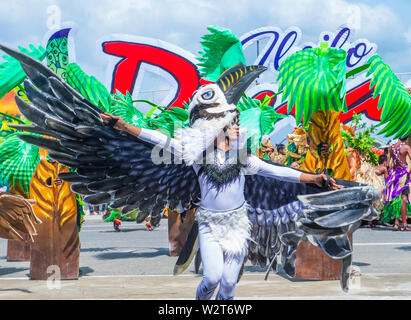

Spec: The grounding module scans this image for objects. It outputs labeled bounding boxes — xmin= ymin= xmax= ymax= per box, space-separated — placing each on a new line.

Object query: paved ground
xmin=1 ymin=273 xmax=411 ymax=300
xmin=1 ymin=215 xmax=411 ymax=299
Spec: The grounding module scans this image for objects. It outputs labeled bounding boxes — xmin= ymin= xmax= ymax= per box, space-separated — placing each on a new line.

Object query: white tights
xmin=196 ymin=222 xmax=245 ymax=300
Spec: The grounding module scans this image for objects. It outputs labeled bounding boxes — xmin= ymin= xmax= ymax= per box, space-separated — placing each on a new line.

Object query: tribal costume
xmin=384 ymin=143 xmax=410 ymax=203
xmin=356 ymin=161 xmax=385 ymax=211
xmin=381 ymin=142 xmax=411 ymax=223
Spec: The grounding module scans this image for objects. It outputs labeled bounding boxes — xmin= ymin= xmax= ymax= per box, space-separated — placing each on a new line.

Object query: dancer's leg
xmin=215 ymin=252 xmax=245 ymax=300
xmin=196 ymin=223 xmax=224 ymax=300
xmin=400 ymin=192 xmax=411 ymax=231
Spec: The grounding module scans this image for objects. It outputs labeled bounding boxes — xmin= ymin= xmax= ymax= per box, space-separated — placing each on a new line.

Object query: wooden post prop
xmin=29 ymin=149 xmax=80 ymax=280
xmin=296 ymin=110 xmax=352 ymax=280
xmin=295 ymin=234 xmax=353 ymax=280
xmin=7 ymin=240 xmax=30 ymax=261
xmin=167 ymin=208 xmax=196 ymax=256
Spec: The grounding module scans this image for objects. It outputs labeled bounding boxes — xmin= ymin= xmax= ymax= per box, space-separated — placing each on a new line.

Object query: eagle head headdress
xmin=188 ymin=63 xmax=266 ymax=126
xmin=179 ymin=63 xmax=266 ymax=163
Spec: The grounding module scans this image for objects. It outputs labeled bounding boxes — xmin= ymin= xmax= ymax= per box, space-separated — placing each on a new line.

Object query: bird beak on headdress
xmin=216 ymin=63 xmax=267 ymax=105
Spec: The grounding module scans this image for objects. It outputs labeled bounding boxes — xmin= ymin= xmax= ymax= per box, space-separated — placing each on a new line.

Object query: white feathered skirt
xmin=196 ymin=202 xmax=252 ymax=259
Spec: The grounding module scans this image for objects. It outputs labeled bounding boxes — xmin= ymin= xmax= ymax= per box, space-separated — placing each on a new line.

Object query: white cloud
xmin=0 ymin=0 xmax=410 ymax=80
xmin=403 ymin=28 xmax=411 ymax=44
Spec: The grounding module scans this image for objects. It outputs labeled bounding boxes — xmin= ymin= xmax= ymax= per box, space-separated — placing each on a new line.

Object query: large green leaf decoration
xmin=0 ymin=132 xmax=40 ymax=194
xmin=277 ymin=43 xmax=347 ymax=126
xmin=147 ymin=103 xmax=189 ymax=137
xmin=366 ymin=54 xmax=411 ymax=139
xmin=65 ymin=63 xmax=112 ymax=112
xmin=0 ymin=44 xmax=46 ymax=99
xmin=197 ymin=25 xmax=246 ymax=82
xmin=110 ymin=90 xmax=149 ymax=128
xmin=238 ymin=95 xmax=287 ymax=154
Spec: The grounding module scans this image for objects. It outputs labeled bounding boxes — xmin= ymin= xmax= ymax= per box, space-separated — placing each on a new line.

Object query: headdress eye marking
xmin=201 ymin=90 xmax=214 ymax=100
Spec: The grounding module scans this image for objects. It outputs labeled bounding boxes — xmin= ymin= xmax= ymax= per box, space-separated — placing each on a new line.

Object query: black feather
xmin=8 ymin=124 xmax=60 ymax=138
xmin=83 ymin=192 xmax=111 ymax=205
xmin=45 ymin=117 xmax=84 ymax=138
xmin=58 ymin=172 xmax=93 ymax=183
xmin=136 ymin=210 xmax=150 ymax=223
xmin=15 ymin=96 xmax=47 ymax=127
xmin=19 ymin=134 xmax=75 ymax=155
xmin=70 ymin=183 xmax=94 ymax=195
xmin=87 ymin=177 xmax=125 ymax=192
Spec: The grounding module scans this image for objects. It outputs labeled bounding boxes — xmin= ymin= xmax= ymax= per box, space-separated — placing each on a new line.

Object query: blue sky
xmin=1 ymin=0 xmax=410 ymax=84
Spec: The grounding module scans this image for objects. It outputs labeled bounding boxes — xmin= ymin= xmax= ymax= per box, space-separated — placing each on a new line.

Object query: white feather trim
xmin=196 ymin=203 xmax=251 ymax=258
xmin=174 ymin=112 xmax=237 ymax=165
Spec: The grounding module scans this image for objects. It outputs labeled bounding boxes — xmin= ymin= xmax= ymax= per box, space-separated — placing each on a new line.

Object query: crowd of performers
xmin=259 ymin=129 xmax=411 ymax=231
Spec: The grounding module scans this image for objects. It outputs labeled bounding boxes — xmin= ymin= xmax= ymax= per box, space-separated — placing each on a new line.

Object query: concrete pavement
xmin=1 ymin=214 xmax=411 ymax=300
xmin=1 ymin=273 xmax=411 ymax=299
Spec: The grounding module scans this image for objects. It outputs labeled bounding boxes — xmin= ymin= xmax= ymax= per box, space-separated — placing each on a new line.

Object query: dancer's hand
xmin=100 ymin=113 xmax=127 ymax=131
xmin=100 ymin=113 xmax=142 ymax=137
xmin=315 ymin=173 xmax=340 ymax=190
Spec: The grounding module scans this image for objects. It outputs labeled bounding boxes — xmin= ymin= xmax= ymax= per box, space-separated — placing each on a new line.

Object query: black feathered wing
xmin=244 ymin=160 xmax=378 ymax=292
xmin=0 ymin=44 xmax=200 ymax=225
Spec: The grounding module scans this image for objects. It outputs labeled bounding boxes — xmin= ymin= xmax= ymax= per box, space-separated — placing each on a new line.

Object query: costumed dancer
xmin=382 ymin=137 xmax=411 ymax=231
xmin=260 ymin=139 xmax=286 ymax=164
xmin=283 ymin=127 xmax=308 ymax=168
xmin=259 ymin=139 xmax=274 ymax=160
xmin=103 ymin=206 xmax=123 ymax=231
xmin=102 ymin=103 xmax=341 ymax=300
xmin=274 ymin=144 xmax=286 ymax=164
xmin=113 ymin=215 xmax=122 ymax=232
xmin=373 ymin=154 xmax=389 ymax=203
xmin=145 ymin=216 xmax=153 ymax=231
xmin=356 ymin=154 xmax=388 ymax=227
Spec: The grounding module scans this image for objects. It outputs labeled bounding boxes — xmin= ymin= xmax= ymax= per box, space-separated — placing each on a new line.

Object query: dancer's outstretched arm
xmin=247 ymin=155 xmax=340 ymax=190
xmin=100 ymin=113 xmax=183 ymax=158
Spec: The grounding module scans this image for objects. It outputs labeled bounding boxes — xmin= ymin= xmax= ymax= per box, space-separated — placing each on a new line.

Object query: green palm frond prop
xmin=0 ymin=44 xmax=46 ymax=99
xmin=110 ymin=90 xmax=149 ymax=128
xmin=65 ymin=63 xmax=112 ymax=112
xmin=133 ymin=99 xmax=166 ymax=114
xmin=277 ymin=43 xmax=347 ymax=126
xmin=366 ymin=54 xmax=411 ymax=139
xmin=197 ymin=25 xmax=246 ymax=82
xmin=0 ymin=133 xmax=40 ymax=194
xmin=147 ymin=103 xmax=189 ymax=137
xmin=238 ymin=95 xmax=287 ymax=154
xmin=0 ymin=111 xmax=25 ymax=125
